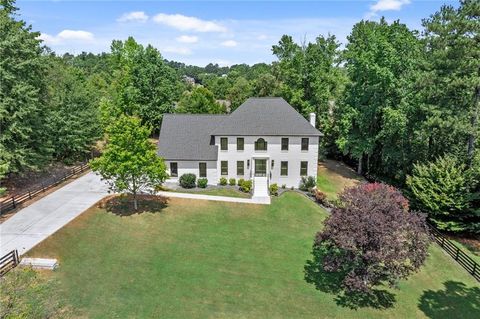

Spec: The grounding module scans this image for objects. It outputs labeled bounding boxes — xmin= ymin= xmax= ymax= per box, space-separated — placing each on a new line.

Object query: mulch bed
xmin=98 ymin=194 xmax=169 ymax=216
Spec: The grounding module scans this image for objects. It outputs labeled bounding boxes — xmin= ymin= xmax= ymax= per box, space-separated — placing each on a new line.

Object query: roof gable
xmin=210 ymin=97 xmax=322 ymax=136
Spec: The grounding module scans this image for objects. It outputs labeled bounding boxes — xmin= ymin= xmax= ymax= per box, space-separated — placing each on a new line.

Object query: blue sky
xmin=18 ymin=0 xmax=456 ymax=66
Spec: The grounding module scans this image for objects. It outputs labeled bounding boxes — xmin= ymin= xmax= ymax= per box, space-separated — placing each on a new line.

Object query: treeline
xmin=0 ymin=0 xmax=478 ymax=232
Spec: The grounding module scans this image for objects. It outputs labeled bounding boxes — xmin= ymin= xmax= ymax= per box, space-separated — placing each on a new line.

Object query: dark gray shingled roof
xmin=158 ymin=114 xmax=228 ymax=160
xmin=158 ymin=98 xmax=322 ymax=160
xmin=211 ymin=97 xmax=323 ymax=136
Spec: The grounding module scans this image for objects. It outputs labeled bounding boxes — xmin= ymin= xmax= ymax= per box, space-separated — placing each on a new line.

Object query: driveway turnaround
xmin=0 ymin=172 xmax=109 ymax=256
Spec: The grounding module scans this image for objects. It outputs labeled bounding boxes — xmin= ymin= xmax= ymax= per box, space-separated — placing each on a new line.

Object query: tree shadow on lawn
xmin=304 ymin=248 xmax=396 ymax=310
xmin=98 ymin=194 xmax=169 ymax=216
xmin=418 ymin=281 xmax=480 ymax=319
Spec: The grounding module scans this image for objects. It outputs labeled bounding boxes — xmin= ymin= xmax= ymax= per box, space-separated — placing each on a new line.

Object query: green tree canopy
xmin=90 ymin=116 xmax=167 ymax=210
xmin=177 ymin=86 xmax=225 ymax=114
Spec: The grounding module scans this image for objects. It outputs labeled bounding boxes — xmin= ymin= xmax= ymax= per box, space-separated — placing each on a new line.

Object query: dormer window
xmin=254 ymin=138 xmax=267 ymax=151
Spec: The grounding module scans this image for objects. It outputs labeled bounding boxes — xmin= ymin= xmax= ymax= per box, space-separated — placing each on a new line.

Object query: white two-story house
xmin=157 ymin=97 xmax=322 ymax=198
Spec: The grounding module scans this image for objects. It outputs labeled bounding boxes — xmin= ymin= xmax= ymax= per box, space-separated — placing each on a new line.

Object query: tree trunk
xmin=133 ymin=192 xmax=138 ymax=211
xmin=357 ymin=153 xmax=363 ymax=175
xmin=467 ymin=84 xmax=479 ymax=167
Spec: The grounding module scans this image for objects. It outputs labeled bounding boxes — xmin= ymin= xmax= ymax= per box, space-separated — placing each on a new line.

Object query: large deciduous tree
xmin=310 ymin=183 xmax=429 ymax=294
xmin=272 ymin=34 xmax=346 ymax=155
xmin=90 ymin=116 xmax=167 ymax=210
xmin=337 ymin=19 xmax=424 ymax=179
xmin=177 ymin=86 xmax=226 ymax=114
xmin=45 ymin=57 xmax=102 ymax=161
xmin=105 ymin=37 xmax=181 ymax=130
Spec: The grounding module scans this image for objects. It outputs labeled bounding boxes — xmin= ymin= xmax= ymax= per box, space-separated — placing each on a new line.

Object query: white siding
xmin=165 ymin=160 xmax=218 ymax=185
xmin=215 ymin=136 xmax=319 ymax=188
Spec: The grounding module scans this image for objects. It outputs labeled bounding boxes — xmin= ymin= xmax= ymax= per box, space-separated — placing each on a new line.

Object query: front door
xmin=254 ymin=159 xmax=267 ymax=177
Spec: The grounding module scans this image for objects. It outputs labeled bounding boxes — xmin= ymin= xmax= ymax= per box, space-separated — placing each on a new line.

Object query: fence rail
xmin=0 ymin=250 xmax=20 ymax=277
xmin=427 ymin=223 xmax=479 ymax=282
xmin=0 ymin=162 xmax=90 ymax=216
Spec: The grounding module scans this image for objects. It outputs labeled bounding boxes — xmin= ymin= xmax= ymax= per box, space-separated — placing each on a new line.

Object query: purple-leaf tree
xmin=312 ymin=183 xmax=430 ymax=294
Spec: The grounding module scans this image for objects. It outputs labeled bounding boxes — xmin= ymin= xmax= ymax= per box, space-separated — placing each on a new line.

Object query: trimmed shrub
xmin=219 ymin=177 xmax=228 ymax=186
xmin=269 ymin=183 xmax=279 ymax=196
xmin=197 ymin=178 xmax=208 ymax=188
xmin=299 ymin=176 xmax=316 ymax=191
xmin=179 ymin=173 xmax=196 ymax=189
xmin=229 ymin=178 xmax=236 ymax=186
xmin=314 ymin=189 xmax=327 ymax=205
xmin=237 ymin=178 xmax=245 ymax=186
xmin=406 ymin=155 xmax=477 ymax=233
xmin=281 ymin=184 xmax=286 ymax=189
xmin=239 ymin=179 xmax=252 ymax=193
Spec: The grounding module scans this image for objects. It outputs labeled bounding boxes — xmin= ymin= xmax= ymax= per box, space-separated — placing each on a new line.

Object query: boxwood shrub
xmin=197 ymin=178 xmax=208 ymax=188
xmin=179 ymin=173 xmax=196 ymax=189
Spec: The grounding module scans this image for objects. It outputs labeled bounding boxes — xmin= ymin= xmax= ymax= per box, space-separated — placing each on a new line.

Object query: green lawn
xmin=172 ymin=186 xmax=250 ymax=198
xmin=27 ymin=193 xmax=479 ymax=318
xmin=316 ymin=160 xmax=363 ymax=200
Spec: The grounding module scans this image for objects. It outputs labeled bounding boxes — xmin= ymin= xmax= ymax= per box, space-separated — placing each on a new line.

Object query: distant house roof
xmin=211 ymin=97 xmax=323 ymax=136
xmin=158 ymin=114 xmax=228 ymax=161
xmin=157 ymin=98 xmax=322 ymax=161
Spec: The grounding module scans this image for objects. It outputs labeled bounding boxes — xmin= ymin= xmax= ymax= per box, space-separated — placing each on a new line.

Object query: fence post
xmin=28 ymin=190 xmax=31 ymax=199
xmin=473 ymin=263 xmax=477 ymax=277
xmin=41 ymin=181 xmax=45 ymax=192
xmin=11 ymin=196 xmax=15 ymax=208
xmin=441 ymin=236 xmax=445 ymax=247
xmin=455 ymin=247 xmax=460 ymax=260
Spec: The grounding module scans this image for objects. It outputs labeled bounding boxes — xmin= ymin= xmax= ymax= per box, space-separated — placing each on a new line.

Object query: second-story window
xmin=254 ymin=138 xmax=267 ymax=151
xmin=220 ymin=137 xmax=228 ymax=151
xmin=237 ymin=137 xmax=244 ymax=151
xmin=281 ymin=138 xmax=289 ymax=151
xmin=301 ymin=138 xmax=309 ymax=151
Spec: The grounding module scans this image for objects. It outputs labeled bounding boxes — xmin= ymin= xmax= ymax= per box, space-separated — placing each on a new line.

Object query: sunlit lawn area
xmin=27 ymin=192 xmax=479 ymax=318
xmin=172 ymin=186 xmax=250 ymax=198
xmin=316 ymin=160 xmax=363 ymax=200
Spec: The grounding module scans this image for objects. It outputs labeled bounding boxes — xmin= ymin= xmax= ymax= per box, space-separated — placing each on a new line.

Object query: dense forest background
xmin=1 ymin=0 xmax=478 ymax=232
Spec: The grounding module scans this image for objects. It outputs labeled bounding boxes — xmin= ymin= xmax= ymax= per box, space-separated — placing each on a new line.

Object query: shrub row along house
xmin=158 ymin=98 xmax=322 ymax=199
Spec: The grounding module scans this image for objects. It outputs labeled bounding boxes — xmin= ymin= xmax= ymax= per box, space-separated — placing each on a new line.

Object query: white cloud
xmin=38 ymin=30 xmax=94 ymax=44
xmin=117 ymin=11 xmax=149 ymax=23
xmin=221 ymin=40 xmax=237 ymax=47
xmin=257 ymin=34 xmax=268 ymax=40
xmin=163 ymin=46 xmax=192 ymax=55
xmin=176 ymin=35 xmax=198 ymax=43
xmin=367 ymin=0 xmax=411 ymax=18
xmin=153 ymin=13 xmax=227 ymax=32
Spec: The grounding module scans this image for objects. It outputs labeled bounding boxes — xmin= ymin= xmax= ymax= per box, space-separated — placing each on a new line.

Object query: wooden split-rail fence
xmin=0 ymin=162 xmax=90 ymax=216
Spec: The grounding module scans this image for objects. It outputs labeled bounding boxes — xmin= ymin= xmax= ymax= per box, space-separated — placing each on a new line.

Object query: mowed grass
xmin=316 ymin=160 xmax=363 ymax=200
xmin=173 ymin=187 xmax=250 ymax=198
xmin=27 ymin=193 xmax=479 ymax=318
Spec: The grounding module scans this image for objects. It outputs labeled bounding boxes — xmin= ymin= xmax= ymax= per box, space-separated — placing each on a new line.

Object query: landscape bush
xmin=219 ymin=177 xmax=227 ymax=186
xmin=239 ymin=179 xmax=252 ymax=193
xmin=406 ymin=155 xmax=479 ymax=234
xmin=314 ymin=189 xmax=327 ymax=205
xmin=299 ymin=176 xmax=316 ymax=191
xmin=197 ymin=178 xmax=208 ymax=188
xmin=237 ymin=178 xmax=245 ymax=186
xmin=310 ymin=183 xmax=429 ymax=295
xmin=281 ymin=184 xmax=286 ymax=189
xmin=229 ymin=178 xmax=236 ymax=186
xmin=179 ymin=173 xmax=196 ymax=189
xmin=269 ymin=183 xmax=279 ymax=196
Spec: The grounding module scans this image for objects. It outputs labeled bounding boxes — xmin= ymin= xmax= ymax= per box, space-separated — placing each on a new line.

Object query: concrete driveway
xmin=0 ymin=172 xmax=109 ymax=256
